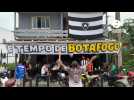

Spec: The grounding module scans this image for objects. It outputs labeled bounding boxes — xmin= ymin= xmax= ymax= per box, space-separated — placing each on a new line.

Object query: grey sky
xmin=0 ymin=12 xmax=134 ymax=31
xmin=0 ymin=12 xmax=14 ymax=31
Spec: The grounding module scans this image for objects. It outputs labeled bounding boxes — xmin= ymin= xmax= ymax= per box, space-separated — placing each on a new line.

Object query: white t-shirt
xmin=41 ymin=65 xmax=48 ymax=75
xmin=64 ymin=66 xmax=83 ymax=87
xmin=0 ymin=77 xmax=8 ymax=87
xmin=81 ymin=59 xmax=88 ymax=66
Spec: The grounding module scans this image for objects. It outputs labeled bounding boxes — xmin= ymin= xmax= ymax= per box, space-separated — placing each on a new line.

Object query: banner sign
xmin=67 ymin=42 xmax=121 ymax=54
xmin=7 ymin=44 xmax=67 ymax=55
xmin=7 ymin=41 xmax=122 ymax=55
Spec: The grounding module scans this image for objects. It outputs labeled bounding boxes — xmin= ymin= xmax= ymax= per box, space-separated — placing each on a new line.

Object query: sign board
xmin=111 ymin=20 xmax=122 ymax=29
xmin=7 ymin=44 xmax=67 ymax=55
xmin=7 ymin=41 xmax=122 ymax=55
xmin=67 ymin=42 xmax=121 ymax=54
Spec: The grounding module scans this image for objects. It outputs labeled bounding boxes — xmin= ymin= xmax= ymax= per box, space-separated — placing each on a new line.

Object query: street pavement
xmin=24 ymin=79 xmax=62 ymax=87
xmin=23 ymin=79 xmax=109 ymax=87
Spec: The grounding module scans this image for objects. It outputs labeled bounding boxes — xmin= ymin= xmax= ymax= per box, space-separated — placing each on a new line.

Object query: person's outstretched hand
xmin=58 ymin=48 xmax=61 ymax=54
xmin=91 ymin=55 xmax=97 ymax=61
xmin=58 ymin=48 xmax=61 ymax=61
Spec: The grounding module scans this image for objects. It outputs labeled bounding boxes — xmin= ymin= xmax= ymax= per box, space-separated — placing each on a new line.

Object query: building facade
xmin=9 ymin=12 xmax=121 ymax=69
xmin=0 ymin=28 xmax=15 ymax=64
xmin=14 ymin=12 xmax=68 ymax=41
xmin=13 ymin=12 xmax=70 ymax=65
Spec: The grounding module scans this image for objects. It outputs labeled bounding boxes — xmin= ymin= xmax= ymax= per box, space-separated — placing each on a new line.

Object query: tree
xmin=120 ymin=18 xmax=134 ymax=67
xmin=106 ymin=18 xmax=134 ymax=68
xmin=122 ymin=18 xmax=134 ymax=47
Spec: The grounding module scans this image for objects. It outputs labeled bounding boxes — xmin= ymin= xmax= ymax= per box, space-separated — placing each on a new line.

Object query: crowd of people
xmin=0 ymin=48 xmax=121 ymax=87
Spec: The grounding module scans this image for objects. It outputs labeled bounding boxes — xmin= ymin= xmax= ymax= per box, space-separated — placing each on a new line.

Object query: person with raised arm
xmin=86 ymin=55 xmax=97 ymax=75
xmin=57 ymin=48 xmax=84 ymax=87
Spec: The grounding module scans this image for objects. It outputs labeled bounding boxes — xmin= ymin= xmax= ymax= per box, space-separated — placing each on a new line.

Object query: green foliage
xmin=124 ymin=59 xmax=134 ymax=67
xmin=7 ymin=63 xmax=16 ymax=70
xmin=122 ymin=18 xmax=134 ymax=46
xmin=119 ymin=18 xmax=134 ymax=71
xmin=122 ymin=59 xmax=134 ymax=72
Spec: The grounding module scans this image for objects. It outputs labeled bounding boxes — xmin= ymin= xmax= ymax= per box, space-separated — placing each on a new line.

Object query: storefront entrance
xmin=35 ymin=54 xmax=107 ymax=69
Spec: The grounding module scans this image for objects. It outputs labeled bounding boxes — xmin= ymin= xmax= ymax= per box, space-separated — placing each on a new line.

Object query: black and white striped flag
xmin=68 ymin=12 xmax=104 ymax=40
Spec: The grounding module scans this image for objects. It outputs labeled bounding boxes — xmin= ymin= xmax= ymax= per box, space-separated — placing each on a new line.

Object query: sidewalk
xmin=23 ymin=79 xmax=62 ymax=87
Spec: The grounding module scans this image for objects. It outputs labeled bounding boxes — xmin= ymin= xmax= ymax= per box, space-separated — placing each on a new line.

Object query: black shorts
xmin=27 ymin=70 xmax=32 ymax=76
xmin=88 ymin=72 xmax=93 ymax=75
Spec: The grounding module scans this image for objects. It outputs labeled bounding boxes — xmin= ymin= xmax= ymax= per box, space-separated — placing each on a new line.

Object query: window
xmin=41 ymin=17 xmax=46 ymax=28
xmin=32 ymin=17 xmax=37 ymax=28
xmin=37 ymin=17 xmax=41 ymax=28
xmin=63 ymin=17 xmax=68 ymax=30
xmin=46 ymin=16 xmax=50 ymax=28
xmin=32 ymin=16 xmax=50 ymax=29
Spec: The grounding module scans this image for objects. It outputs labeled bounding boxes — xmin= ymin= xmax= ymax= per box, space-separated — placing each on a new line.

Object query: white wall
xmin=0 ymin=28 xmax=15 ymax=64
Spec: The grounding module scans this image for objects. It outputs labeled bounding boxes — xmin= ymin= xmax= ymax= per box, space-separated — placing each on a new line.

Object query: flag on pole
xmin=68 ymin=12 xmax=104 ymax=40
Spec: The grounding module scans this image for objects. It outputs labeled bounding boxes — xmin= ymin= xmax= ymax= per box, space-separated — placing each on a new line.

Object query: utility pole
xmin=115 ymin=12 xmax=122 ymax=67
xmin=14 ymin=12 xmax=16 ymax=40
xmin=0 ymin=49 xmax=2 ymax=64
xmin=14 ymin=12 xmax=17 ymax=66
xmin=106 ymin=12 xmax=109 ymax=63
xmin=106 ymin=12 xmax=108 ymax=25
xmin=105 ymin=12 xmax=108 ymax=37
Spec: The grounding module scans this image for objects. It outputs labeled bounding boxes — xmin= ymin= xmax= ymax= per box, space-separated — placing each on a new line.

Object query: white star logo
xmin=82 ymin=23 xmax=89 ymax=31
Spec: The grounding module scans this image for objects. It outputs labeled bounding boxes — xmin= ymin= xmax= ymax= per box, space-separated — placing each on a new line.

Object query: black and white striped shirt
xmin=81 ymin=59 xmax=87 ymax=66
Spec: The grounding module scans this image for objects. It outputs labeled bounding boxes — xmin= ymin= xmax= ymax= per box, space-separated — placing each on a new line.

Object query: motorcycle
xmin=127 ymin=71 xmax=134 ymax=87
xmin=39 ymin=66 xmax=69 ymax=87
xmin=101 ymin=71 xmax=130 ymax=87
xmin=57 ymin=70 xmax=69 ymax=87
xmin=0 ymin=71 xmax=16 ymax=87
xmin=118 ymin=68 xmax=134 ymax=87
xmin=81 ymin=73 xmax=101 ymax=87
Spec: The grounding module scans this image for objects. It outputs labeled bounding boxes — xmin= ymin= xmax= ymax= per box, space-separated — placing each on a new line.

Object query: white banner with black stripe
xmin=68 ymin=12 xmax=104 ymax=39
